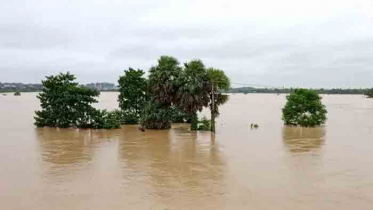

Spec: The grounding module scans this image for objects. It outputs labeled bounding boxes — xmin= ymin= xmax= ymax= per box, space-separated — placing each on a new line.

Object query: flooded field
xmin=1 ymin=92 xmax=373 ymax=210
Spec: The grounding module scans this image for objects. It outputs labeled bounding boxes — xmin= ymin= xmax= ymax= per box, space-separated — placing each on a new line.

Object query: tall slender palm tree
xmin=206 ymin=68 xmax=230 ymax=132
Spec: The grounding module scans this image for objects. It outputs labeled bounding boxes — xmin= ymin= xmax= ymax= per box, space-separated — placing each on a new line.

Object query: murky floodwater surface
xmin=1 ymin=93 xmax=373 ymax=209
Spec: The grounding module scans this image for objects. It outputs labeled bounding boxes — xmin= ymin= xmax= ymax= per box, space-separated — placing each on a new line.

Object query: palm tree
xmin=206 ymin=68 xmax=230 ymax=132
xmin=176 ymin=60 xmax=210 ymax=130
xmin=148 ymin=56 xmax=182 ymax=105
xmin=145 ymin=56 xmax=182 ymax=129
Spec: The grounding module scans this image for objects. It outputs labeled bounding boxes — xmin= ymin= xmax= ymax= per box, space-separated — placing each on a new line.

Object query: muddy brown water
xmin=1 ymin=93 xmax=373 ymax=210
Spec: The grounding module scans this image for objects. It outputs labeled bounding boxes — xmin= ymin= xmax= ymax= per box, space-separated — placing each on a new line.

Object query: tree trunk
xmin=211 ymin=84 xmax=215 ymax=133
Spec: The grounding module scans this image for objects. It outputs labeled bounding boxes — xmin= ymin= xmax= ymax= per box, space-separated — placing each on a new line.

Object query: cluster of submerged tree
xmin=34 ymin=56 xmax=230 ymax=131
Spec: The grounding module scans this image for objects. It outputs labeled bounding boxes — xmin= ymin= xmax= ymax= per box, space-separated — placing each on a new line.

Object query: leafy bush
xmin=282 ymin=89 xmax=327 ymax=127
xmin=111 ymin=109 xmax=139 ymax=125
xmin=140 ymin=102 xmax=172 ymax=129
xmin=14 ymin=91 xmax=21 ymax=96
xmin=197 ymin=117 xmax=211 ymax=131
xmin=170 ymin=106 xmax=192 ymax=123
xmin=90 ymin=110 xmax=121 ymax=129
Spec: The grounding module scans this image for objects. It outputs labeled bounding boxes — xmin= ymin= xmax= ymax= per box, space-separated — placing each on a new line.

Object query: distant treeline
xmin=228 ymin=87 xmax=372 ymax=95
xmin=0 ymin=82 xmax=117 ymax=92
xmin=0 ymin=83 xmax=42 ymax=92
xmin=1 ymin=82 xmax=371 ymax=95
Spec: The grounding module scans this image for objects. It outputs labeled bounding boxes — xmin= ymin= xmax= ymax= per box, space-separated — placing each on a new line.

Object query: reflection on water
xmin=35 ymin=124 xmax=227 ymax=209
xmin=118 ymin=124 xmax=226 ymax=207
xmin=282 ymin=126 xmax=326 ymax=153
xmin=37 ymin=128 xmax=94 ymax=166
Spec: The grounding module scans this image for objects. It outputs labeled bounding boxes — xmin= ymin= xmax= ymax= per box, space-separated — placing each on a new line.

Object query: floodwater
xmin=1 ymin=93 xmax=373 ymax=210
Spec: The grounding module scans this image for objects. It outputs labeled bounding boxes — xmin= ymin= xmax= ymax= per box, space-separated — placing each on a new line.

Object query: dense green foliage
xmin=14 ymin=91 xmax=21 ymax=96
xmin=89 ymin=109 xmax=121 ymax=129
xmin=365 ymin=88 xmax=373 ymax=98
xmin=142 ymin=57 xmax=230 ymax=131
xmin=118 ymin=68 xmax=148 ymax=123
xmin=176 ymin=60 xmax=210 ymax=130
xmin=282 ymin=89 xmax=327 ymax=127
xmin=34 ymin=56 xmax=231 ymax=131
xmin=148 ymin=56 xmax=182 ymax=105
xmin=141 ymin=56 xmax=182 ymax=129
xmin=170 ymin=106 xmax=192 ymax=123
xmin=140 ymin=102 xmax=172 ymax=129
xmin=34 ymin=72 xmax=120 ymax=129
xmin=197 ymin=117 xmax=211 ymax=131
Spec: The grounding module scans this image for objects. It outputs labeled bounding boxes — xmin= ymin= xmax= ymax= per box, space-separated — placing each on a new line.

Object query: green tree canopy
xmin=34 ymin=72 xmax=119 ymax=129
xmin=176 ymin=60 xmax=210 ymax=130
xmin=148 ymin=56 xmax=182 ymax=105
xmin=140 ymin=102 xmax=172 ymax=129
xmin=142 ymin=56 xmax=182 ymax=129
xmin=282 ymin=89 xmax=327 ymax=127
xmin=206 ymin=68 xmax=231 ymax=91
xmin=118 ymin=68 xmax=148 ymax=123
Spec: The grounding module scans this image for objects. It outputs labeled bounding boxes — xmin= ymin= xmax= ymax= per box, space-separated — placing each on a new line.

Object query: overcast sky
xmin=1 ymin=0 xmax=373 ymax=88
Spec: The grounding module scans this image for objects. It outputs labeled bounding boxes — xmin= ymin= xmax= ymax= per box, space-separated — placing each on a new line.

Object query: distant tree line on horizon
xmin=3 ymin=82 xmax=372 ymax=97
xmin=0 ymin=82 xmax=117 ymax=92
xmin=0 ymin=83 xmax=42 ymax=92
xmin=228 ymin=86 xmax=373 ymax=96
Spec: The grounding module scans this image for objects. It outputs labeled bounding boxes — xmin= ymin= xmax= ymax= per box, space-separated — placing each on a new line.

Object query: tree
xmin=140 ymin=102 xmax=172 ymax=129
xmin=282 ymin=89 xmax=327 ymax=127
xmin=34 ymin=72 xmax=119 ymax=129
xmin=14 ymin=91 xmax=21 ymax=96
xmin=118 ymin=68 xmax=148 ymax=123
xmin=176 ymin=60 xmax=210 ymax=130
xmin=365 ymin=88 xmax=373 ymax=98
xmin=170 ymin=106 xmax=192 ymax=123
xmin=206 ymin=68 xmax=231 ymax=132
xmin=148 ymin=56 xmax=182 ymax=105
xmin=143 ymin=56 xmax=182 ymax=129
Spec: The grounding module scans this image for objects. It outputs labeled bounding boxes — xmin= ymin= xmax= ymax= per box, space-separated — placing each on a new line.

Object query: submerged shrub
xmin=90 ymin=110 xmax=121 ymax=129
xmin=282 ymin=89 xmax=327 ymax=127
xmin=197 ymin=116 xmax=211 ymax=131
xmin=140 ymin=102 xmax=172 ymax=129
xmin=170 ymin=106 xmax=192 ymax=123
xmin=14 ymin=91 xmax=21 ymax=96
xmin=111 ymin=109 xmax=138 ymax=125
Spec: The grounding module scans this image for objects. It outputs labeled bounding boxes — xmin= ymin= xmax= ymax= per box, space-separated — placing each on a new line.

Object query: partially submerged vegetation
xmin=34 ymin=72 xmax=120 ymax=129
xmin=365 ymin=88 xmax=373 ymax=98
xmin=282 ymin=89 xmax=327 ymax=127
xmin=198 ymin=117 xmax=211 ymax=131
xmin=117 ymin=56 xmax=230 ymax=131
xmin=14 ymin=91 xmax=21 ymax=96
xmin=35 ymin=56 xmax=230 ymax=131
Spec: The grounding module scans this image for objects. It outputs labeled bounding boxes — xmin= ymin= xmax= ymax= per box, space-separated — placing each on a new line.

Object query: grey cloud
xmin=0 ymin=0 xmax=373 ymax=88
